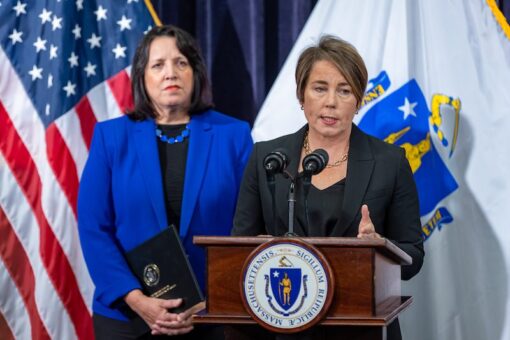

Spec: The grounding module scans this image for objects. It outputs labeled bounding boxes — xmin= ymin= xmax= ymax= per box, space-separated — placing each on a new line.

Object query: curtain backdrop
xmin=153 ymin=0 xmax=317 ymax=124
xmin=503 ymin=0 xmax=510 ymax=20
xmin=153 ymin=0 xmax=508 ymax=125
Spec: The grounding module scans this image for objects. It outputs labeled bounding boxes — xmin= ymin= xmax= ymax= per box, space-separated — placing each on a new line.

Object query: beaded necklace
xmin=155 ymin=125 xmax=190 ymax=144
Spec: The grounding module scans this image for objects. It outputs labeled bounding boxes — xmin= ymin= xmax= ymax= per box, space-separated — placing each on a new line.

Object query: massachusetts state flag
xmin=0 ymin=1 xmax=156 ymax=338
xmin=254 ymin=0 xmax=510 ymax=339
xmin=358 ymin=75 xmax=458 ymax=219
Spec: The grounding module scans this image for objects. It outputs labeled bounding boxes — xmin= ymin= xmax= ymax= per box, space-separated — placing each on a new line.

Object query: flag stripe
xmin=0 ymin=103 xmax=93 ymax=339
xmin=0 ymin=257 xmax=29 ymax=340
xmin=45 ymin=120 xmax=95 ymax=309
xmin=88 ymin=80 xmax=124 ymax=122
xmin=107 ymin=69 xmax=135 ymax=114
xmin=75 ymin=97 xmax=98 ymax=150
xmin=45 ymin=123 xmax=80 ymax=218
xmin=54 ymin=110 xmax=90 ymax=181
xmin=0 ymin=150 xmax=84 ymax=340
xmin=0 ymin=309 xmax=15 ymax=340
xmin=0 ymin=208 xmax=51 ymax=340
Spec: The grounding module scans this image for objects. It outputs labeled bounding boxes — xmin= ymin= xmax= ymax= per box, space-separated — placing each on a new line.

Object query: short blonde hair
xmin=295 ymin=36 xmax=368 ymax=108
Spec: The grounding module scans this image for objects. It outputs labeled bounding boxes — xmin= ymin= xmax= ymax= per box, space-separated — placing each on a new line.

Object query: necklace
xmin=155 ymin=125 xmax=190 ymax=144
xmin=303 ymin=130 xmax=348 ymax=168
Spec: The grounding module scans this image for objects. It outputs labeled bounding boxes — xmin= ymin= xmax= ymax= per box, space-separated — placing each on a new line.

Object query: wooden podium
xmin=193 ymin=236 xmax=412 ymax=339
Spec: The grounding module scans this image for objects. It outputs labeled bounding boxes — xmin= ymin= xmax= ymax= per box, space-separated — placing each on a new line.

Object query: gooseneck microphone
xmin=301 ymin=149 xmax=329 ymax=233
xmin=263 ymin=149 xmax=290 ymax=181
xmin=301 ymin=148 xmax=329 ymax=198
xmin=302 ymin=149 xmax=329 ymax=175
xmin=263 ymin=149 xmax=290 ymax=233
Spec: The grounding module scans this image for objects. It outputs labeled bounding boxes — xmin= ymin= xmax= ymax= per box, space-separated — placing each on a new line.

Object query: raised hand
xmin=357 ymin=204 xmax=382 ymax=239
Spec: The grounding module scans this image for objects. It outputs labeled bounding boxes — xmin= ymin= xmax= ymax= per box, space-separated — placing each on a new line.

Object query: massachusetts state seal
xmin=241 ymin=238 xmax=333 ymax=333
xmin=143 ymin=263 xmax=160 ymax=287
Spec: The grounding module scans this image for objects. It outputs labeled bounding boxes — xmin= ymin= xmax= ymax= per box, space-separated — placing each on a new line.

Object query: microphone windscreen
xmin=263 ymin=148 xmax=290 ymax=174
xmin=302 ymin=148 xmax=329 ymax=175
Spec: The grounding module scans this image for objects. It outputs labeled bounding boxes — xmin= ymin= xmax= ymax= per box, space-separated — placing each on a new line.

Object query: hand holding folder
xmin=125 ymin=291 xmax=205 ymax=335
xmin=124 ymin=225 xmax=204 ymax=335
xmin=151 ymin=300 xmax=206 ymax=335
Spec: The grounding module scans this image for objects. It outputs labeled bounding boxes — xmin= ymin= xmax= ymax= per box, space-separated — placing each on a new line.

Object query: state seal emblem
xmin=241 ymin=239 xmax=333 ymax=333
xmin=143 ymin=263 xmax=160 ymax=287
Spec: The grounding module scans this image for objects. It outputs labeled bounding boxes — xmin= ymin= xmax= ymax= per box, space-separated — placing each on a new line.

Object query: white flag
xmin=254 ymin=1 xmax=510 ymax=339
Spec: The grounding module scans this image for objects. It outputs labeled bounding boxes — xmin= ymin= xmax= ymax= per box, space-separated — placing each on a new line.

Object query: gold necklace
xmin=303 ymin=130 xmax=348 ymax=168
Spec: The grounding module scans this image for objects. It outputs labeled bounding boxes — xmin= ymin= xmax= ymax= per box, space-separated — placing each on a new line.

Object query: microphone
xmin=302 ymin=149 xmax=329 ymax=175
xmin=263 ymin=149 xmax=290 ymax=179
xmin=263 ymin=149 xmax=290 ymax=233
xmin=301 ymin=149 xmax=329 ymax=234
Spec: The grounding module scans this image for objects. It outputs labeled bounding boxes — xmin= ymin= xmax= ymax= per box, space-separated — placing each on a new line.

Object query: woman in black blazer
xmin=232 ymin=36 xmax=424 ymax=340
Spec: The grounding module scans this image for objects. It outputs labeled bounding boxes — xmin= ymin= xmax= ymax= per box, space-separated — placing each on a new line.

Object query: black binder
xmin=125 ymin=225 xmax=204 ymax=334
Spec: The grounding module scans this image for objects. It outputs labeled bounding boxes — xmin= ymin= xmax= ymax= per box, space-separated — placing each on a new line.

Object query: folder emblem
xmin=143 ymin=263 xmax=160 ymax=287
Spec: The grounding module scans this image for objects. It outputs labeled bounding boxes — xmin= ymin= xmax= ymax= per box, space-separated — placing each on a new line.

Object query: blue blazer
xmin=78 ymin=110 xmax=253 ymax=321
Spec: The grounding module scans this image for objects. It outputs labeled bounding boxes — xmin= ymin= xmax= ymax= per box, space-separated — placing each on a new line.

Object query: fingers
xmin=188 ymin=301 xmax=206 ymax=316
xmin=145 ymin=298 xmax=181 ymax=330
xmin=151 ymin=323 xmax=194 ymax=336
xmin=360 ymin=204 xmax=371 ymax=226
xmin=357 ymin=204 xmax=381 ymax=239
xmin=358 ymin=232 xmax=382 ymax=239
xmin=152 ymin=302 xmax=195 ymax=336
xmin=160 ymin=298 xmax=183 ymax=310
xmin=149 ymin=299 xmax=204 ymax=335
xmin=155 ymin=317 xmax=193 ymax=329
xmin=358 ymin=205 xmax=373 ymax=234
xmin=172 ymin=301 xmax=205 ymax=326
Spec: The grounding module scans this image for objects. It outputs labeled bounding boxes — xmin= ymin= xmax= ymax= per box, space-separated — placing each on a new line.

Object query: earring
xmin=300 ymin=105 xmax=304 ymax=110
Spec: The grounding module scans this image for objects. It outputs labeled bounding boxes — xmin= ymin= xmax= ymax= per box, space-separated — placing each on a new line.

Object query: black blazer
xmin=233 ymin=124 xmax=424 ymax=280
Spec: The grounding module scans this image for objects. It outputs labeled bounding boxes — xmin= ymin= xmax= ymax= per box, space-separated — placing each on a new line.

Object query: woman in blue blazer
xmin=78 ymin=26 xmax=252 ymax=338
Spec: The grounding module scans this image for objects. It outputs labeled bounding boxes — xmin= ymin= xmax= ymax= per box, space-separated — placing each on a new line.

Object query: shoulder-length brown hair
xmin=127 ymin=25 xmax=213 ymax=121
xmin=295 ymin=35 xmax=368 ymax=109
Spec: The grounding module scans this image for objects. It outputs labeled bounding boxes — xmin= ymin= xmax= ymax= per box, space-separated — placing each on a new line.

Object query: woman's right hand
xmin=357 ymin=204 xmax=382 ymax=239
xmin=124 ymin=289 xmax=194 ymax=336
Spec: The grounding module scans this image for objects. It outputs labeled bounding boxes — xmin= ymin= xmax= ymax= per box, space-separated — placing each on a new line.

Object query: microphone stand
xmin=301 ymin=172 xmax=312 ymax=235
xmin=299 ymin=149 xmax=328 ymax=235
xmin=266 ymin=174 xmax=278 ymax=233
xmin=284 ymin=171 xmax=298 ymax=237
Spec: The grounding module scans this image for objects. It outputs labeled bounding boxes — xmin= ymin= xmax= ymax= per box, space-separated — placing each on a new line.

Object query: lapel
xmin=332 ymin=124 xmax=375 ymax=236
xmin=132 ymin=118 xmax=167 ymax=229
xmin=180 ymin=113 xmax=212 ymax=238
xmin=286 ymin=125 xmax=307 ymax=182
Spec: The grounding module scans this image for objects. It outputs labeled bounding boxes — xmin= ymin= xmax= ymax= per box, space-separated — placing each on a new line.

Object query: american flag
xmin=0 ymin=1 xmax=156 ymax=338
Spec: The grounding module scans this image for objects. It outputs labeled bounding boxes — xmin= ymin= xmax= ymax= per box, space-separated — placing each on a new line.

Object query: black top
xmin=295 ymin=178 xmax=346 ymax=236
xmin=156 ymin=123 xmax=189 ymax=230
xmin=232 ymin=124 xmax=424 ymax=280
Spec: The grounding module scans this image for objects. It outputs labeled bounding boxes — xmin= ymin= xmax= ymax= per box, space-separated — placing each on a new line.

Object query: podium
xmin=193 ymin=236 xmax=412 ymax=339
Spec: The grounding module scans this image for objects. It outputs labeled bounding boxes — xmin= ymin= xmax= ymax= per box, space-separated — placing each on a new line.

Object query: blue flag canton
xmin=359 ymin=75 xmax=458 ymax=216
xmin=0 ymin=0 xmax=154 ymax=127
